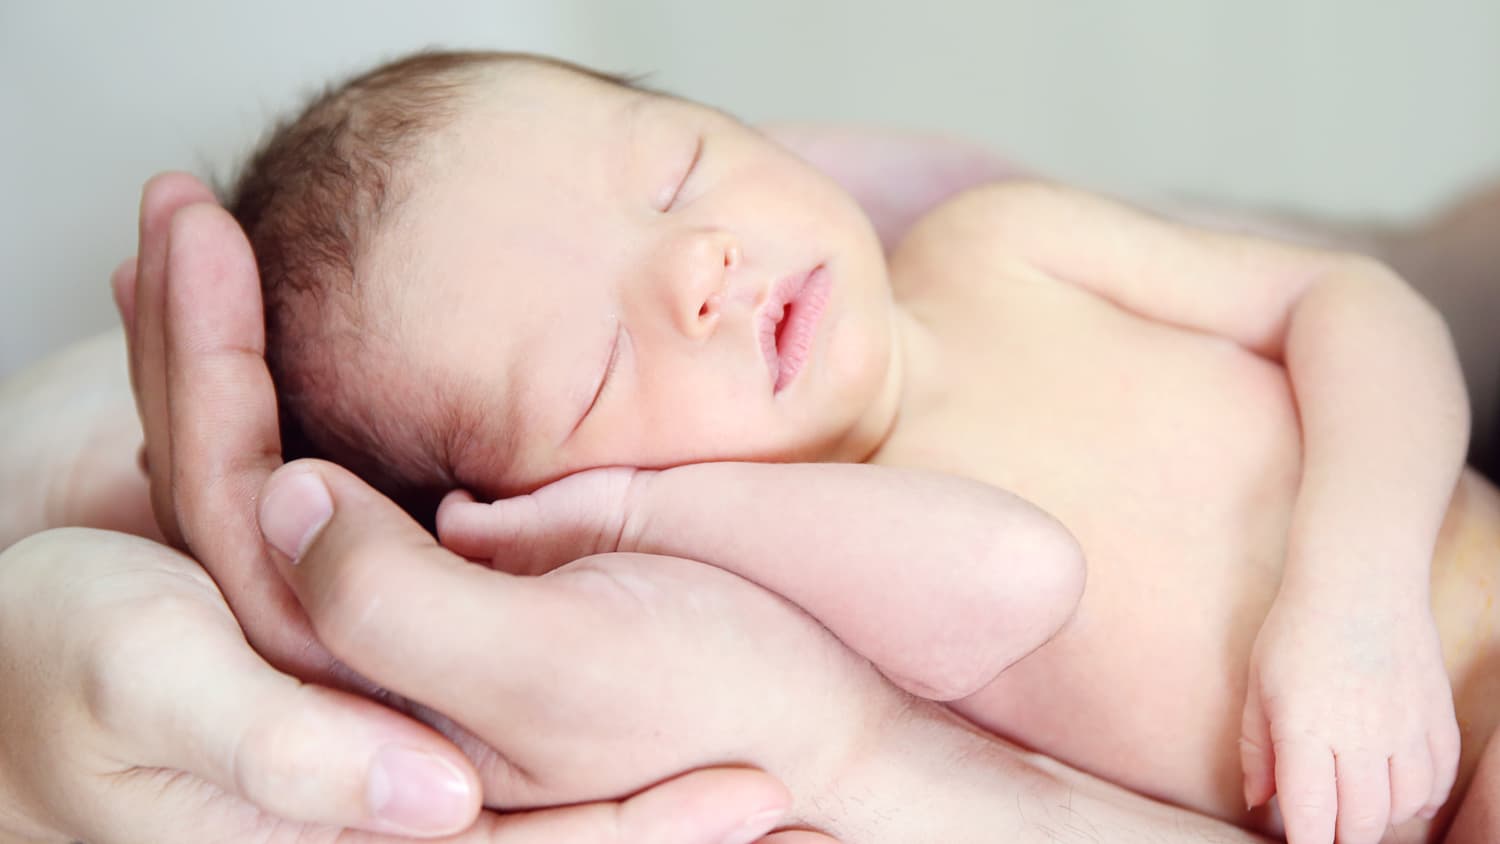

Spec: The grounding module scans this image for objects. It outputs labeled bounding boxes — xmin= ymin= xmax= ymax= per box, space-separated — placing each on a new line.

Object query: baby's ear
xmin=435 ymin=489 xmax=503 ymax=562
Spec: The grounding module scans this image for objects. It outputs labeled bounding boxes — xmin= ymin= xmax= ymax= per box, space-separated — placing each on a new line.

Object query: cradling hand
xmin=0 ymin=527 xmax=807 ymax=844
xmin=1239 ymin=589 xmax=1460 ymax=844
xmin=259 ymin=457 xmax=905 ymax=834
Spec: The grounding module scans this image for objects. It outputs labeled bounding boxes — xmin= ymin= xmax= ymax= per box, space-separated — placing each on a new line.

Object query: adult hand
xmin=0 ymin=526 xmax=809 ymax=843
xmin=114 ymin=174 xmax=814 ymax=841
xmin=256 ymin=457 xmax=902 ymax=832
xmin=116 ymin=173 xmax=327 ymax=680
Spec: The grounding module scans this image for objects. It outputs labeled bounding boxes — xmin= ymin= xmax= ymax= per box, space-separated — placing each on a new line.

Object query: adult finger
xmin=87 ymin=577 xmax=480 ymax=836
xmin=96 ymin=766 xmax=787 ymax=844
xmin=256 ymin=460 xmax=563 ymax=727
xmin=458 ymin=768 xmax=791 ymax=844
xmin=109 ymin=256 xmax=138 ymax=340
xmin=111 ymin=256 xmax=145 ymax=478
xmin=132 ymin=172 xmax=216 ymax=547
xmin=161 ymin=200 xmax=330 ymax=679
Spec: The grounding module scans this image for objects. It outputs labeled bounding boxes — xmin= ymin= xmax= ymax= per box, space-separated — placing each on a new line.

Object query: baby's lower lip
xmin=765 ymin=265 xmax=830 ymax=394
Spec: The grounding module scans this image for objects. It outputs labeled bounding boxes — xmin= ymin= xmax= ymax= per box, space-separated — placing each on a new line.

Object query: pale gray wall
xmin=5 ymin=0 xmax=1499 ymax=376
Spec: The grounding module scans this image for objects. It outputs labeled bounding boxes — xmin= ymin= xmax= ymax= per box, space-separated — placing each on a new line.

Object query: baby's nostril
xmin=699 ymin=303 xmax=710 ymax=318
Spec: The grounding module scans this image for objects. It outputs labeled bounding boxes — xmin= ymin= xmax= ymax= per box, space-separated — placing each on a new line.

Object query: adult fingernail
xmin=368 ymin=745 xmax=475 ymax=834
xmin=721 ymin=808 xmax=784 ymax=844
xmin=259 ymin=469 xmax=332 ymax=562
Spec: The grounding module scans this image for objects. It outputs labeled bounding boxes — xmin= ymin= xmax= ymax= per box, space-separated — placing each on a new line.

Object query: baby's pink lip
xmin=758 ymin=264 xmax=830 ymax=393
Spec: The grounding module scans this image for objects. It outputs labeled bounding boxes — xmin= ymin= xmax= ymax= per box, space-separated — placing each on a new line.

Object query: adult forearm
xmin=1280 ymin=261 xmax=1469 ymax=597
xmin=630 ymin=461 xmax=1084 ymax=699
xmin=0 ymin=331 xmax=156 ymax=550
xmin=818 ymin=703 xmax=1272 ymax=844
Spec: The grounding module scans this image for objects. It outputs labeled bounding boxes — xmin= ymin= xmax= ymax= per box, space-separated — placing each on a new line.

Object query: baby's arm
xmin=932 ymin=181 xmax=1465 ymax=844
xmin=439 ymin=462 xmax=1085 ymax=701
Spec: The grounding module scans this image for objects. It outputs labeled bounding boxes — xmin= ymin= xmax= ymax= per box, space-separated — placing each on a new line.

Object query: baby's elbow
xmin=907 ymin=513 xmax=1086 ymax=702
xmin=1023 ymin=518 xmax=1086 ymax=635
xmin=988 ymin=512 xmax=1086 ymax=667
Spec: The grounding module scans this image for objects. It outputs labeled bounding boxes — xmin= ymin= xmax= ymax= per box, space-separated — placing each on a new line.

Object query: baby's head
xmin=229 ymin=50 xmax=900 ymax=516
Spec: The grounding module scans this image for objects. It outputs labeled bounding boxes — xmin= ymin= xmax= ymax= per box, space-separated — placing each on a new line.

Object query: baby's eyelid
xmin=661 ymin=133 xmax=704 ymax=212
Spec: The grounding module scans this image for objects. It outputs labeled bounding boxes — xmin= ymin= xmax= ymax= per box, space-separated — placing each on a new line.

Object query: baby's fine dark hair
xmin=224 ymin=49 xmax=637 ymax=521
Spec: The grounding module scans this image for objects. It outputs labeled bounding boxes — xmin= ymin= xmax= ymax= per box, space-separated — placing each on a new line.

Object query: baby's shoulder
xmin=889 ymin=180 xmax=1078 ymax=296
xmin=898 ymin=179 xmax=1103 ymax=252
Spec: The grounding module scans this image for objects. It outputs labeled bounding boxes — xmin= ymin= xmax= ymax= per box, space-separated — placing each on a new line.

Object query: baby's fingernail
xmin=721 ymin=808 xmax=784 ymax=844
xmin=259 ymin=469 xmax=332 ymax=562
xmin=1419 ymin=806 xmax=1439 ymax=820
xmin=368 ymin=745 xmax=475 ymax=834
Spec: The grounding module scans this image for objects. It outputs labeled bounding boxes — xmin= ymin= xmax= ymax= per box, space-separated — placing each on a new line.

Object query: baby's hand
xmin=437 ymin=466 xmax=657 ymax=573
xmin=1239 ymin=591 xmax=1460 ymax=844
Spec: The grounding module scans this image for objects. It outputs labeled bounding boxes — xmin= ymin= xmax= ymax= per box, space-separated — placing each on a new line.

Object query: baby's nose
xmin=666 ymin=229 xmax=740 ymax=340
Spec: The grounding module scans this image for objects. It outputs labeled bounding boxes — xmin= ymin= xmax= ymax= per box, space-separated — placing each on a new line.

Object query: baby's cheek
xmin=823 ymin=312 xmax=886 ymax=399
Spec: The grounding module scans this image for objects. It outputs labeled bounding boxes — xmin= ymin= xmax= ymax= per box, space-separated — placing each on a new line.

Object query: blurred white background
xmin=4 ymin=0 xmax=1499 ymax=376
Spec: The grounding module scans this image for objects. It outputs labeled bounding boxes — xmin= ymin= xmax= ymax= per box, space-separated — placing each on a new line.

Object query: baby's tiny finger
xmin=1238 ymin=680 xmax=1276 ymax=809
xmin=1387 ymin=742 xmax=1433 ymax=827
xmin=1424 ymin=721 xmax=1462 ymax=817
xmin=435 ymin=490 xmax=497 ymax=560
xmin=1273 ymin=739 xmax=1335 ymax=844
xmin=1334 ymin=750 xmax=1392 ymax=844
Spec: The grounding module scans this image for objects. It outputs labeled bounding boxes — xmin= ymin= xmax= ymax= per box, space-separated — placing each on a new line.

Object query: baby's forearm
xmin=1280 ymin=260 xmax=1469 ymax=601
xmin=626 ymin=462 xmax=1084 ymax=700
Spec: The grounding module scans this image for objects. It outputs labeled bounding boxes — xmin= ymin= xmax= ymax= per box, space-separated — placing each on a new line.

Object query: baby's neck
xmin=834 ymin=302 xmax=940 ymax=464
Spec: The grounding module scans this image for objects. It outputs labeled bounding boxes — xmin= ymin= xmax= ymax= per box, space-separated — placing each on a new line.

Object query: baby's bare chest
xmin=871 ymin=270 xmax=1311 ymax=811
xmin=876 ymin=273 xmax=1304 ymax=561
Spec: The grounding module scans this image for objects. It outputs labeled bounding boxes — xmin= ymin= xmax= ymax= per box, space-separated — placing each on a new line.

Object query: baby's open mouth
xmin=759 ymin=265 xmax=830 ymax=393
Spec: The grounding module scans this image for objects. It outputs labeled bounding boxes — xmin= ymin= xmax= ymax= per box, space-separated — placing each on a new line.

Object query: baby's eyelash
xmin=662 ymin=134 xmax=704 ymax=212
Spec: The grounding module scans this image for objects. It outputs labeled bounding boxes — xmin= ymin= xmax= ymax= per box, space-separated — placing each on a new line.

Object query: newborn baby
xmin=229 ymin=50 xmax=1500 ymax=844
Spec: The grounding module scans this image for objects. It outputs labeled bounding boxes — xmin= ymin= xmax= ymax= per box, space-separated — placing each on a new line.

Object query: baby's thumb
xmin=437 ymin=487 xmax=615 ymax=575
xmin=1239 ymin=674 xmax=1277 ymax=810
xmin=438 ymin=489 xmax=512 ymax=559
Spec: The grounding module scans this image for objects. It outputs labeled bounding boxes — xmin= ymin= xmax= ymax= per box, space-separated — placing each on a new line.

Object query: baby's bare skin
xmin=868 ymin=186 xmax=1500 ymax=842
xmin=280 ymin=60 xmax=1492 ymax=842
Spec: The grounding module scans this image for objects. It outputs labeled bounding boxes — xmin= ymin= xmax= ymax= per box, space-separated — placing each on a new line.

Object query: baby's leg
xmin=1443 ymin=733 xmax=1500 ymax=844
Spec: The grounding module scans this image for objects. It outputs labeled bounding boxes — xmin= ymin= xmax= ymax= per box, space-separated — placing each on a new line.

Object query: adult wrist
xmin=802 ymin=701 xmax=1040 ymax=842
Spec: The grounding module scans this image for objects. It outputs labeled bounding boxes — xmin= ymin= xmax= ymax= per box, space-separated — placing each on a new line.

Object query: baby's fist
xmin=437 ymin=466 xmax=655 ymax=573
xmin=1239 ymin=595 xmax=1460 ymax=844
